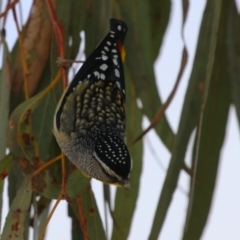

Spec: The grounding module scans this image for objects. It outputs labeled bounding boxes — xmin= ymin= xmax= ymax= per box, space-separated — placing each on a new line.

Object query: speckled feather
xmin=53 ymin=19 xmax=131 ymax=188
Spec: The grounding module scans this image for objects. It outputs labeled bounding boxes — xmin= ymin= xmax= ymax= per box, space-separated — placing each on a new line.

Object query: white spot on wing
xmin=115 ymin=69 xmax=120 ymax=78
xmin=116 ymin=81 xmax=121 ymax=89
xmin=102 ymin=55 xmax=108 ymax=61
xmin=113 ymin=59 xmax=118 ymax=66
xmin=118 ymin=25 xmax=122 ymax=31
xmin=104 ymin=46 xmax=109 ymax=51
xmin=107 ymin=41 xmax=111 ymax=46
xmin=112 ymin=49 xmax=117 ymax=53
xmin=100 ymin=73 xmax=105 ymax=80
xmin=94 ymin=71 xmax=100 ymax=78
xmin=100 ymin=64 xmax=108 ymax=71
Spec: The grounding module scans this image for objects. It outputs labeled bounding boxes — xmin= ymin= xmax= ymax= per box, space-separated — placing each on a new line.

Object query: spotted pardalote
xmin=53 ymin=19 xmax=132 ymax=189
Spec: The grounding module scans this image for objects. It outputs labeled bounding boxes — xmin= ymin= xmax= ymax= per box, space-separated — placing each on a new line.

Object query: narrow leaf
xmin=0 ymin=34 xmax=10 ymax=158
xmin=70 ymin=187 xmax=106 ymax=240
xmin=66 ymin=169 xmax=90 ymax=199
xmin=0 ymin=154 xmax=13 ymax=232
xmin=182 ymin=1 xmax=232 ymax=238
xmin=148 ymin=0 xmax=223 ymax=238
xmin=118 ymin=0 xmax=175 ymax=151
xmin=10 ymin=0 xmax=53 ymax=98
xmin=226 ymin=0 xmax=240 ymax=126
xmin=1 ymin=176 xmax=32 ymax=240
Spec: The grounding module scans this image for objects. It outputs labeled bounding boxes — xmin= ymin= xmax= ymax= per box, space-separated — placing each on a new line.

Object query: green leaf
xmin=226 ymin=0 xmax=240 ymax=126
xmin=31 ymin=89 xmax=57 ymax=161
xmin=56 ymin=0 xmax=86 ymax=60
xmin=149 ymin=0 xmax=171 ymax=61
xmin=66 ymin=169 xmax=90 ymax=199
xmin=68 ymin=202 xmax=84 ymax=240
xmin=84 ymin=1 xmax=112 ymax=56
xmin=0 ymin=35 xmax=10 ymax=159
xmin=7 ymin=160 xmax=25 ymax=206
xmin=8 ymin=83 xmax=57 ymax=160
xmin=148 ymin=0 xmax=224 ymax=238
xmin=69 ymin=187 xmax=106 ymax=240
xmin=182 ymin=1 xmax=232 ymax=238
xmin=0 ymin=154 xmax=13 ymax=182
xmin=1 ymin=176 xmax=33 ymax=240
xmin=37 ymin=169 xmax=60 ymax=199
xmin=118 ymin=0 xmax=175 ymax=151
xmin=0 ymin=154 xmax=13 ymax=231
xmin=7 ymin=80 xmax=65 ymax=199
xmin=9 ymin=0 xmax=54 ymax=112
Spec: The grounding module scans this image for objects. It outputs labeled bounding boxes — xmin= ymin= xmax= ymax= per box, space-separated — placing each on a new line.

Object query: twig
xmin=39 ymin=194 xmax=62 ymax=240
xmin=0 ymin=0 xmax=18 ymax=19
xmin=77 ymin=196 xmax=90 ymax=240
xmin=12 ymin=3 xmax=30 ymax=99
xmin=32 ymin=154 xmax=62 ymax=177
xmin=45 ymin=0 xmax=68 ymax=89
xmin=132 ymin=48 xmax=188 ymax=145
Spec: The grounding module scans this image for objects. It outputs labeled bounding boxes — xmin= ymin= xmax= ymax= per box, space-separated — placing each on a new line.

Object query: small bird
xmin=53 ymin=19 xmax=132 ymax=189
